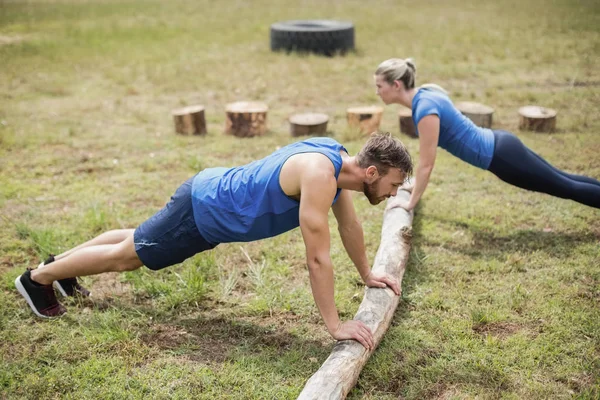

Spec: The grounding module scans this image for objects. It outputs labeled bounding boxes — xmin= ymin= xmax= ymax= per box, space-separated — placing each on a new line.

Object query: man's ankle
xmin=30 ymin=270 xmax=52 ymax=286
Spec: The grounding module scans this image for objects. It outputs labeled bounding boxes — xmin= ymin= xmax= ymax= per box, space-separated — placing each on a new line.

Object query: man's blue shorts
xmin=133 ymin=176 xmax=218 ymax=271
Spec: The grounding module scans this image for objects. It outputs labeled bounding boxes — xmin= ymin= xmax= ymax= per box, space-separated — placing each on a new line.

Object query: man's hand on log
xmin=364 ymin=272 xmax=401 ymax=296
xmin=331 ymin=320 xmax=374 ymax=350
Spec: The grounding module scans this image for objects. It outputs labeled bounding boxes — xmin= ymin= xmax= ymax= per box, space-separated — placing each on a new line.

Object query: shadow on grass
xmin=361 ymin=206 xmax=517 ymax=398
xmin=68 ymin=293 xmax=330 ymax=372
xmin=139 ymin=314 xmax=329 ymax=366
xmin=426 ymin=214 xmax=599 ymax=260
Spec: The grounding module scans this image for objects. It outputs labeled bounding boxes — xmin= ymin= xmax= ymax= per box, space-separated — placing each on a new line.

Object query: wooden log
xmin=225 ymin=101 xmax=269 ymax=137
xmin=298 ymin=190 xmax=413 ymax=400
xmin=289 ymin=113 xmax=329 ymax=137
xmin=518 ymin=105 xmax=557 ymax=133
xmin=346 ymin=106 xmax=384 ymax=134
xmin=172 ymin=105 xmax=206 ymax=135
xmin=398 ymin=107 xmax=417 ymax=138
xmin=455 ymin=101 xmax=494 ymax=128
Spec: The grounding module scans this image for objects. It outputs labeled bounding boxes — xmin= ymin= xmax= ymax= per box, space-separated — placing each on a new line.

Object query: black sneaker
xmin=15 ymin=269 xmax=66 ymax=318
xmin=38 ymin=255 xmax=91 ymax=297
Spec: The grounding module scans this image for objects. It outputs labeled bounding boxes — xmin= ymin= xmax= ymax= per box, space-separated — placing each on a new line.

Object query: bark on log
xmin=398 ymin=108 xmax=417 ymax=138
xmin=346 ymin=106 xmax=384 ymax=134
xmin=298 ymin=190 xmax=414 ymax=400
xmin=225 ymin=101 xmax=269 ymax=137
xmin=289 ymin=113 xmax=329 ymax=137
xmin=518 ymin=105 xmax=557 ymax=133
xmin=172 ymin=105 xmax=206 ymax=135
xmin=455 ymin=101 xmax=494 ymax=128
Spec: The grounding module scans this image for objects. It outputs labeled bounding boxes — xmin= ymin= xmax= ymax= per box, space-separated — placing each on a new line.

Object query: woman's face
xmin=374 ymin=75 xmax=396 ymax=105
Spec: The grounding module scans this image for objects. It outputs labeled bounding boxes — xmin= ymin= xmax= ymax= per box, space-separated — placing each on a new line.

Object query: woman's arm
xmin=403 ymin=114 xmax=440 ymax=210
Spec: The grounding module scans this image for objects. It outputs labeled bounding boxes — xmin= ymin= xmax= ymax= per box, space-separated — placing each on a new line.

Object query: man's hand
xmin=331 ymin=320 xmax=374 ymax=350
xmin=364 ymin=272 xmax=401 ymax=296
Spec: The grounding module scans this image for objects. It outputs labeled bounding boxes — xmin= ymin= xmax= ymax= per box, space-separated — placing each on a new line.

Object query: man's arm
xmin=332 ymin=190 xmax=400 ymax=295
xmin=299 ymin=163 xmax=374 ymax=350
xmin=331 ymin=189 xmax=370 ymax=280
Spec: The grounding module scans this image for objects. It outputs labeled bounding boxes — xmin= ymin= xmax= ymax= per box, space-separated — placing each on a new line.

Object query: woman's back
xmin=412 ymin=88 xmax=495 ymax=170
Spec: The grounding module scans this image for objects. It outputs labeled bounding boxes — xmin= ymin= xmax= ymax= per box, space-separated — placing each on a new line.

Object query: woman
xmin=374 ymin=58 xmax=600 ymax=210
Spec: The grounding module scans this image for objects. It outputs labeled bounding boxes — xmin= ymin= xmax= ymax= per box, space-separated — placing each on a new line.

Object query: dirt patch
xmin=0 ymin=255 xmax=22 ymax=274
xmin=140 ymin=313 xmax=328 ymax=364
xmin=434 ymin=385 xmax=462 ymax=400
xmin=472 ymin=321 xmax=531 ymax=339
xmin=69 ymin=272 xmax=149 ymax=312
xmin=576 ymin=275 xmax=600 ymax=302
xmin=558 ymin=373 xmax=594 ymax=393
xmin=397 ymin=383 xmax=463 ymax=400
xmin=87 ymin=272 xmax=132 ymax=300
xmin=0 ymin=35 xmax=25 ymax=46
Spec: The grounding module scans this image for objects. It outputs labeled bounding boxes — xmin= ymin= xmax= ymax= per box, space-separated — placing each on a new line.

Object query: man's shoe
xmin=15 ymin=269 xmax=66 ymax=318
xmin=38 ymin=255 xmax=91 ymax=297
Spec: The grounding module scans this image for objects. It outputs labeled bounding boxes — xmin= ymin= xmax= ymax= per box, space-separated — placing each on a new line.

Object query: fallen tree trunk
xmin=298 ymin=190 xmax=414 ymax=400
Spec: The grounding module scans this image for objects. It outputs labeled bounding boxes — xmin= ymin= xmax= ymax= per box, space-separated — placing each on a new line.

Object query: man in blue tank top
xmin=16 ymin=133 xmax=413 ymax=349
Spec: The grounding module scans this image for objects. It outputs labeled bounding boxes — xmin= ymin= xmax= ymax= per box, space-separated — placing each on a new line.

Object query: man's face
xmin=363 ymin=167 xmax=406 ymax=205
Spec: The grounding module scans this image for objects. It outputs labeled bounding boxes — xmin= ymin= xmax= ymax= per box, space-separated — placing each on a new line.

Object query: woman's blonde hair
xmin=375 ymin=58 xmax=417 ymax=89
xmin=375 ymin=58 xmax=448 ymax=94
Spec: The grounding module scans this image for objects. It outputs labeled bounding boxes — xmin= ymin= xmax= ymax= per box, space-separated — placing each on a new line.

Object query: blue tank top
xmin=412 ymin=88 xmax=495 ymax=169
xmin=191 ymin=137 xmax=347 ymax=244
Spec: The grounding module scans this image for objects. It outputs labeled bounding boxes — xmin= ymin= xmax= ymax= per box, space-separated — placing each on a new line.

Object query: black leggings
xmin=487 ymin=130 xmax=600 ymax=208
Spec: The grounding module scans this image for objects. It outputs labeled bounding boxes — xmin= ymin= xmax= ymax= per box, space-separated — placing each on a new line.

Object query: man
xmin=15 ymin=133 xmax=413 ymax=349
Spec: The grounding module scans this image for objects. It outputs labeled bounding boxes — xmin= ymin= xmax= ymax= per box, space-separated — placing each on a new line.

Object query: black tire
xmin=270 ymin=20 xmax=355 ymax=56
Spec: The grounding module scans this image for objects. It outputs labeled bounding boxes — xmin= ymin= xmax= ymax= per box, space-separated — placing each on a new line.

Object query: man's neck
xmin=337 ymin=156 xmax=365 ymax=191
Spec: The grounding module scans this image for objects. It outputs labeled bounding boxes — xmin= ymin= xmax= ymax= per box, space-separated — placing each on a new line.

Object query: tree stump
xmin=289 ymin=113 xmax=329 ymax=137
xmin=346 ymin=106 xmax=383 ymax=134
xmin=172 ymin=105 xmax=206 ymax=135
xmin=225 ymin=101 xmax=268 ymax=137
xmin=455 ymin=101 xmax=494 ymax=128
xmin=398 ymin=108 xmax=417 ymax=138
xmin=518 ymin=106 xmax=557 ymax=133
xmin=298 ymin=191 xmax=414 ymax=400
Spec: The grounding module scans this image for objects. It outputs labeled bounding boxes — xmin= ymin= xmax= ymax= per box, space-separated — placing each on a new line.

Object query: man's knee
xmin=114 ymin=258 xmax=142 ymax=272
xmin=111 ymin=236 xmax=143 ymax=272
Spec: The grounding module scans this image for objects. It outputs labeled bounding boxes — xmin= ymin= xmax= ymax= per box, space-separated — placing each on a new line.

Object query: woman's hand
xmin=330 ymin=320 xmax=374 ymax=350
xmin=364 ymin=271 xmax=401 ymax=295
xmin=401 ymin=178 xmax=415 ymax=193
xmin=385 ymin=196 xmax=417 ymax=212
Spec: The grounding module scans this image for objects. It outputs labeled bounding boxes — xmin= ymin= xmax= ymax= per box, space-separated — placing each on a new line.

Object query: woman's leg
xmin=488 ymin=130 xmax=600 ymax=208
xmin=526 ymin=148 xmax=600 ymax=187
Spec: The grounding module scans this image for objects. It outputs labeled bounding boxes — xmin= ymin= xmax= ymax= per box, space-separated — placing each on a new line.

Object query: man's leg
xmin=16 ymin=175 xmax=216 ymax=318
xmin=51 ymin=229 xmax=134 ymax=261
xmin=31 ymin=231 xmax=142 ymax=284
xmin=38 ymin=229 xmax=135 ymax=297
xmin=15 ymin=231 xmax=142 ymax=318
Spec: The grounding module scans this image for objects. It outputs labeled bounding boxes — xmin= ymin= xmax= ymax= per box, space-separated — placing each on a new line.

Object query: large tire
xmin=270 ymin=20 xmax=355 ymax=56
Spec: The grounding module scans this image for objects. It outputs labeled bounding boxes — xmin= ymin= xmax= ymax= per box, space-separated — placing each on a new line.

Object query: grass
xmin=1 ymin=0 xmax=599 ymax=398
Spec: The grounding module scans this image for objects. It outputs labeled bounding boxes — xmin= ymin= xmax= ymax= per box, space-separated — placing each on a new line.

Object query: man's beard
xmin=363 ymin=180 xmax=383 ymax=205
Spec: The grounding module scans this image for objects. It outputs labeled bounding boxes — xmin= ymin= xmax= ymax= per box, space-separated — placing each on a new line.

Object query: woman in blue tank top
xmin=374 ymin=58 xmax=600 ymax=210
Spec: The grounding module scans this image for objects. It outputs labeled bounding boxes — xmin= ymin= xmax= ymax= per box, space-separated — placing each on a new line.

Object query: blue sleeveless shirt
xmin=412 ymin=88 xmax=495 ymax=170
xmin=191 ymin=137 xmax=347 ymax=244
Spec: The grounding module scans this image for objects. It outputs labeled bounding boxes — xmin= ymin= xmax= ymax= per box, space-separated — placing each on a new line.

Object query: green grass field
xmin=1 ymin=0 xmax=599 ymax=398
